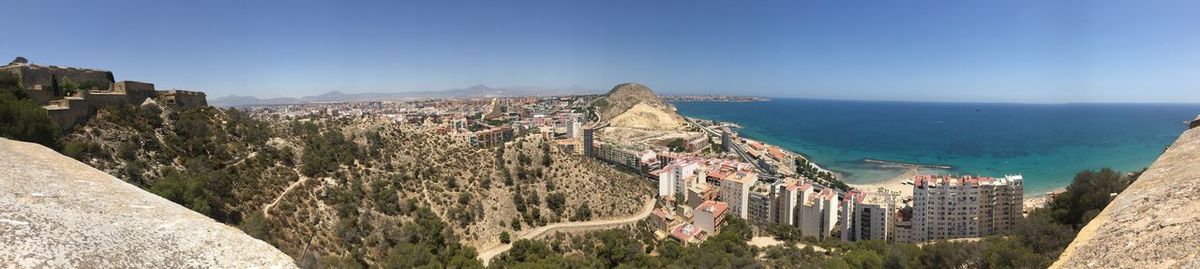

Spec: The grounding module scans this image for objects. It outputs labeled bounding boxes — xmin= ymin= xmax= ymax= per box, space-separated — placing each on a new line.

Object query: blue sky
xmin=2 ymin=0 xmax=1198 ymax=103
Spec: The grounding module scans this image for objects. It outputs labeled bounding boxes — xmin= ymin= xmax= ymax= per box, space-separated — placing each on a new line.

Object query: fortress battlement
xmin=2 ymin=57 xmax=208 ymax=129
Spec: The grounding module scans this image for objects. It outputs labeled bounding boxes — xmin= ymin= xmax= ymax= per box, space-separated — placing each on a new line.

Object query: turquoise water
xmin=673 ymin=99 xmax=1200 ymax=193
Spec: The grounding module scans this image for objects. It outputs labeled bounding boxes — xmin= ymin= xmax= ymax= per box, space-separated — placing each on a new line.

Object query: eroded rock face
xmin=0 ymin=138 xmax=296 ymax=268
xmin=1052 ymin=115 xmax=1200 ymax=268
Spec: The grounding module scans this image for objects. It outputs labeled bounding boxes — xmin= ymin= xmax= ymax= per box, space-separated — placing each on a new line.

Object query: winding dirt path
xmin=262 ymin=175 xmax=310 ymax=218
xmin=477 ymin=196 xmax=656 ymax=266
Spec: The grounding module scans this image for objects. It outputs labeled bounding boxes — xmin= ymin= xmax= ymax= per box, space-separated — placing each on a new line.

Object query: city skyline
xmin=3 ymin=0 xmax=1198 ymax=103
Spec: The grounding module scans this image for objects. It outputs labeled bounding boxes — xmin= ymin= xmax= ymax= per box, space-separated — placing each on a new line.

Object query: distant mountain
xmin=210 ymin=95 xmax=303 ymax=107
xmin=211 ymin=85 xmax=597 ymax=107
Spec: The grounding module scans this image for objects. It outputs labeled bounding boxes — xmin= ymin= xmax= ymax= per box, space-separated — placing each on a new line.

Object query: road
xmin=684 ymin=117 xmax=772 ymax=175
xmin=477 ymin=196 xmax=656 ymax=266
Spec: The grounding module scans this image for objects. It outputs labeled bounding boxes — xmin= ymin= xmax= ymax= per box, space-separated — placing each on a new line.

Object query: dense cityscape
xmin=3 ymin=1 xmax=1199 ymax=268
xmin=234 ymin=81 xmax=1030 ymax=250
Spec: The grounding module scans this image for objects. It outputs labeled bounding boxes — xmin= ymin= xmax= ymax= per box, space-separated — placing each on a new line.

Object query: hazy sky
xmin=3 ymin=0 xmax=1198 ymax=103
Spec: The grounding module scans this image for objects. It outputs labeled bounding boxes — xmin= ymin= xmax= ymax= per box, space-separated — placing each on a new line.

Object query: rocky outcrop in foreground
xmin=0 ymin=138 xmax=296 ymax=268
xmin=1053 ymin=115 xmax=1200 ymax=268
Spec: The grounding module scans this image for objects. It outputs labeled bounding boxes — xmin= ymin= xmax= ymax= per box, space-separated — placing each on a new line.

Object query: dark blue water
xmin=674 ymin=99 xmax=1200 ymax=193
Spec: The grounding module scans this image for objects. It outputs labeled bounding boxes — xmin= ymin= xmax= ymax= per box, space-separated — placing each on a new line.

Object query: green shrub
xmin=0 ymin=84 xmax=61 ymax=149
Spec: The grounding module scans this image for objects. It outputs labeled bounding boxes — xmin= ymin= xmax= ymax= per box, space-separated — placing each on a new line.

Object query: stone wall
xmin=0 ymin=64 xmax=114 ymax=101
xmin=158 ymin=89 xmax=208 ymax=108
xmin=21 ymin=85 xmax=57 ymax=105
xmin=1051 ymin=115 xmax=1200 ymax=268
xmin=3 ymin=58 xmax=209 ymax=129
xmin=111 ymin=81 xmax=156 ymax=104
xmin=45 ymin=96 xmax=96 ymax=130
xmin=0 ymin=138 xmax=297 ymax=268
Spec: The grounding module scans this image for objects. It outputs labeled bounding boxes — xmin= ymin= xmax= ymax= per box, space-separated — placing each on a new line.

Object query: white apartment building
xmin=720 ymin=171 xmax=758 ymax=219
xmin=568 ymin=120 xmax=582 ymax=138
xmin=841 ymin=189 xmax=897 ymax=242
xmin=772 ymin=179 xmax=810 ymax=226
xmin=796 ymin=187 xmax=838 ymax=239
xmin=840 ymin=189 xmax=864 ymax=241
xmin=657 ymin=158 xmax=702 ymax=198
xmin=912 ymin=174 xmax=1024 ymax=242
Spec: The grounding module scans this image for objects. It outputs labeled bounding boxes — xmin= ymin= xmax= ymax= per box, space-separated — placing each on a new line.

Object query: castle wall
xmin=87 ymin=93 xmax=131 ymax=108
xmin=45 ymin=96 xmax=96 ymax=130
xmin=23 ymin=86 xmax=57 ymax=105
xmin=3 ymin=59 xmax=208 ymax=130
xmin=111 ymin=81 xmax=156 ymax=104
xmin=5 ymin=65 xmax=114 ymax=91
xmin=158 ymin=90 xmax=208 ymax=108
xmin=2 ymin=64 xmax=114 ymax=106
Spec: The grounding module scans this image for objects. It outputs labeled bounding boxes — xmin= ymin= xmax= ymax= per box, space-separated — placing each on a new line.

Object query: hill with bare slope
xmin=59 ymin=104 xmax=652 ymax=268
xmin=593 ymin=83 xmax=688 ymax=130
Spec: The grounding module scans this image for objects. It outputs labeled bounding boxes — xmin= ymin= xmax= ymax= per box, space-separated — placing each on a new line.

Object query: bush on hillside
xmin=0 ymin=73 xmax=61 ymax=149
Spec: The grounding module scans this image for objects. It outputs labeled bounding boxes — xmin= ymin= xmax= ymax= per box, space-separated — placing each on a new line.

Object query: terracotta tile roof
xmin=695 ymin=200 xmax=729 ymax=216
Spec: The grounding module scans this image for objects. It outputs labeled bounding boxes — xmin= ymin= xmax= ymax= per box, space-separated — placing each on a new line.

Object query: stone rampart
xmin=3 ymin=57 xmax=209 ymax=129
xmin=1052 ymin=114 xmax=1200 ymax=268
xmin=158 ymin=89 xmax=208 ymax=108
xmin=0 ymin=138 xmax=298 ymax=268
xmin=111 ymin=81 xmax=156 ymax=104
xmin=0 ymin=63 xmax=114 ymax=95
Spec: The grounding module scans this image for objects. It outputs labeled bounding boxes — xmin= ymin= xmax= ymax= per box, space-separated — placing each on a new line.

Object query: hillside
xmin=59 ymin=104 xmax=652 ymax=267
xmin=593 ymin=83 xmax=688 ymax=130
xmin=0 ymin=138 xmax=295 ymax=268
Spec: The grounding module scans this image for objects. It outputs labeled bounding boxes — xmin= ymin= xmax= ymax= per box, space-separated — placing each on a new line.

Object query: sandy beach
xmin=1023 ymin=194 xmax=1051 ymax=211
xmin=848 ymin=167 xmax=920 ymax=199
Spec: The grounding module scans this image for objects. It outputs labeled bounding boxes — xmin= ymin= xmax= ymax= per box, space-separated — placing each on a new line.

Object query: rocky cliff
xmin=0 ymin=138 xmax=296 ymax=268
xmin=1052 ymin=115 xmax=1200 ymax=268
xmin=594 ymin=83 xmax=688 ymax=130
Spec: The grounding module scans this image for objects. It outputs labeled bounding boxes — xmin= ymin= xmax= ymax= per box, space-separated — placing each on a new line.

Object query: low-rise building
xmin=651 ymin=208 xmax=675 ymax=230
xmin=670 ymin=224 xmax=705 ymax=246
xmin=693 ymin=200 xmax=729 ymax=234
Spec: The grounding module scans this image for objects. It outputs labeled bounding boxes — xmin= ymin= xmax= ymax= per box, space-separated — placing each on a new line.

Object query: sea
xmin=673 ymin=99 xmax=1200 ymax=194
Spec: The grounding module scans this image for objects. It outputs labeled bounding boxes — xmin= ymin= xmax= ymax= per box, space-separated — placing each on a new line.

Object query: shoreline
xmin=686 ymin=115 xmax=1071 ymax=201
xmin=726 ymin=126 xmax=1072 ymax=196
xmin=847 ymin=167 xmax=920 ymax=199
xmin=863 ymin=158 xmax=952 ymax=170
